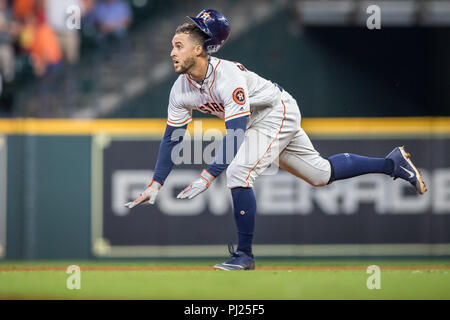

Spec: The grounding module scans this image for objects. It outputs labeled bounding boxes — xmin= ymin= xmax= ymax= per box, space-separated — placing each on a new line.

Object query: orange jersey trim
xmin=167 ymin=117 xmax=192 ymax=126
xmin=209 ymin=59 xmax=222 ymax=90
xmin=208 ymin=59 xmax=222 ymax=106
xmin=185 ymin=75 xmax=199 ymax=89
xmin=224 ymin=111 xmax=251 ymax=121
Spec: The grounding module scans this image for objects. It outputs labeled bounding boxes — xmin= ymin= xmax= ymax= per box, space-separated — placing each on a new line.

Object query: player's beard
xmin=175 ymin=56 xmax=195 ymax=74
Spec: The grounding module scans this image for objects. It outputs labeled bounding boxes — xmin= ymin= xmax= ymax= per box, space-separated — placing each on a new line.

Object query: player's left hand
xmin=177 ymin=169 xmax=215 ymax=200
xmin=124 ymin=179 xmax=162 ymax=208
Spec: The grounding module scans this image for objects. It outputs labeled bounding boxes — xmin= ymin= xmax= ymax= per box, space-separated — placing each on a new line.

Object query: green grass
xmin=0 ymin=260 xmax=449 ymax=299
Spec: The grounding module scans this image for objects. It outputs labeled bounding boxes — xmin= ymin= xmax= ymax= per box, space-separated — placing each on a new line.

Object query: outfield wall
xmin=0 ymin=117 xmax=449 ymax=259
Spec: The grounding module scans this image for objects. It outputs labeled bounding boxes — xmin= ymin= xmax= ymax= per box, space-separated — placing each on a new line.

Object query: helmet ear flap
xmin=203 ymin=39 xmax=226 ymax=54
xmin=188 ymin=9 xmax=230 ymax=54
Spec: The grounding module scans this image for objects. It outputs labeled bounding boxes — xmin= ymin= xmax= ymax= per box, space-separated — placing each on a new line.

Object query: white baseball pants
xmin=226 ymin=90 xmax=331 ymax=188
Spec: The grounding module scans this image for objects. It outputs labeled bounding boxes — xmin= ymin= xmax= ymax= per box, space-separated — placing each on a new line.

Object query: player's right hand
xmin=124 ymin=179 xmax=162 ymax=209
xmin=177 ymin=169 xmax=215 ymax=200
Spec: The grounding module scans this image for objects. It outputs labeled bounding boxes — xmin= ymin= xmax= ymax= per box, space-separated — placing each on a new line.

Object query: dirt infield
xmin=1 ymin=265 xmax=450 ymax=272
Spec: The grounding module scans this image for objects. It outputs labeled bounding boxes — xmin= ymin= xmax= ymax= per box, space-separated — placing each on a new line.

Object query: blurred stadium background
xmin=0 ymin=0 xmax=449 ymax=263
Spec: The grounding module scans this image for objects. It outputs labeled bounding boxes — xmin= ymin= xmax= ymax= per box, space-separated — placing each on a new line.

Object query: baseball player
xmin=125 ymin=9 xmax=427 ymax=270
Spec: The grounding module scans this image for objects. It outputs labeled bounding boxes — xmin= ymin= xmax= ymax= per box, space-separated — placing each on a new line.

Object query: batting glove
xmin=124 ymin=179 xmax=162 ymax=209
xmin=177 ymin=169 xmax=215 ymax=200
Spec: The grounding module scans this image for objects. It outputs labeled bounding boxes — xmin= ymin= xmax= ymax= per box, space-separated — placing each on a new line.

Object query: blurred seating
xmin=95 ymin=0 xmax=132 ymax=40
xmin=46 ymin=0 xmax=81 ymax=65
xmin=2 ymin=0 xmax=449 ymax=118
xmin=8 ymin=0 xmax=244 ymax=117
xmin=0 ymin=0 xmax=16 ymax=83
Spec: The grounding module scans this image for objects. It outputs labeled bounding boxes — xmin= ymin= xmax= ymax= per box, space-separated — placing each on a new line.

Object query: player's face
xmin=170 ymin=33 xmax=197 ymax=74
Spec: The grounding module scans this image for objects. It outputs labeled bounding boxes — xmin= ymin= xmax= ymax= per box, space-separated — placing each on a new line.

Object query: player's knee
xmin=307 ymin=160 xmax=332 ymax=187
xmin=309 ymin=177 xmax=329 ymax=187
xmin=226 ymin=163 xmax=248 ymax=189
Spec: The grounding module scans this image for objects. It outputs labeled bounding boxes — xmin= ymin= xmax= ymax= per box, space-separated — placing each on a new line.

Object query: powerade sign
xmin=94 ymin=137 xmax=450 ymax=256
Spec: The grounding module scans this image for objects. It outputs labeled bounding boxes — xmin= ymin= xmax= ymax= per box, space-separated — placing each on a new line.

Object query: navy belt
xmin=274 ymin=83 xmax=284 ymax=92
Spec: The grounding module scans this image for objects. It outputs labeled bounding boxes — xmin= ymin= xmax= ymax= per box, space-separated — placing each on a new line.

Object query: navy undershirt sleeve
xmin=207 ymin=116 xmax=248 ymax=177
xmin=152 ymin=124 xmax=187 ymax=185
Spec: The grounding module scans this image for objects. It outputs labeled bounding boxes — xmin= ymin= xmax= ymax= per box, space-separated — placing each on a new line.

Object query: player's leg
xmin=278 ymin=128 xmax=426 ymax=194
xmin=278 ymin=130 xmax=393 ymax=186
xmin=213 ymin=185 xmax=257 ymax=271
xmin=276 ymin=128 xmax=332 ymax=187
xmin=212 ymin=186 xmax=257 ymax=271
xmin=327 ymin=153 xmax=392 ymax=181
xmin=328 ymin=147 xmax=426 ymax=194
xmin=214 ymin=100 xmax=297 ymax=270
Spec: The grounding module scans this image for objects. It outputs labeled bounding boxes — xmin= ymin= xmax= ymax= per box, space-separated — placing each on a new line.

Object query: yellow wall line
xmin=304 ymin=117 xmax=450 ymax=135
xmin=0 ymin=117 xmax=449 ymax=136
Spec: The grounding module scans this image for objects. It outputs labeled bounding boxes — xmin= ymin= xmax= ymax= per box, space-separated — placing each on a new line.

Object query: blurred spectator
xmin=95 ymin=0 xmax=132 ymax=40
xmin=18 ymin=13 xmax=35 ymax=52
xmin=0 ymin=0 xmax=18 ymax=83
xmin=13 ymin=0 xmax=35 ymax=21
xmin=46 ymin=0 xmax=81 ymax=64
xmin=82 ymin=0 xmax=95 ymax=15
xmin=80 ymin=0 xmax=97 ymax=38
xmin=29 ymin=11 xmax=62 ymax=77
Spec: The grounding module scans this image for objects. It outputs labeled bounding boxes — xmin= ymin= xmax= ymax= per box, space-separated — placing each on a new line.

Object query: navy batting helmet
xmin=188 ymin=9 xmax=230 ymax=54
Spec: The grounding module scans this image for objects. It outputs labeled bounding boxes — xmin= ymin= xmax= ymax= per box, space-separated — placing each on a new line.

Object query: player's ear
xmin=194 ymin=43 xmax=204 ymax=57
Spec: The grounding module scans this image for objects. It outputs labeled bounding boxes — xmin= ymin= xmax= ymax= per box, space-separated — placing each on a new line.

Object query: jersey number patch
xmin=233 ymin=88 xmax=246 ymax=105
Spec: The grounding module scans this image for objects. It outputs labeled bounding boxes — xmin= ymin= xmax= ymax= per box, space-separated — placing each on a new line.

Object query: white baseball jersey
xmin=167 ymin=56 xmax=282 ymax=127
xmin=167 ymin=56 xmax=331 ymax=189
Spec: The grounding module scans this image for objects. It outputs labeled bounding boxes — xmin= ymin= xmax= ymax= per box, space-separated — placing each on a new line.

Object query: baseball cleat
xmin=214 ymin=244 xmax=255 ymax=271
xmin=386 ymin=146 xmax=427 ymax=195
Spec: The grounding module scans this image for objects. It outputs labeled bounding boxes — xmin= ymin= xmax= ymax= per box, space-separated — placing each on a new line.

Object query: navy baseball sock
xmin=231 ymin=187 xmax=257 ymax=257
xmin=328 ymin=153 xmax=394 ymax=182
